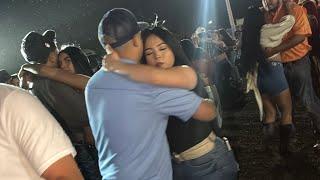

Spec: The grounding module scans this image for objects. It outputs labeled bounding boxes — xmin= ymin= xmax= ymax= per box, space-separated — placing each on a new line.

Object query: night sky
xmin=0 ymin=0 xmax=260 ymax=73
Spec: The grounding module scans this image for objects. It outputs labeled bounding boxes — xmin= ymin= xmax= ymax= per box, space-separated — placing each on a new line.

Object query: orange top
xmin=265 ymin=4 xmax=312 ymax=62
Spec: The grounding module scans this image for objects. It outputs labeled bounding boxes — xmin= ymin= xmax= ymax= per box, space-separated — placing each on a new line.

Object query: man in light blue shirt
xmin=85 ymin=8 xmax=216 ymax=180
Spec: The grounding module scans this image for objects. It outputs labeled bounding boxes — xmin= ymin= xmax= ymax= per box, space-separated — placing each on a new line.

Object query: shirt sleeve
xmin=3 ymin=89 xmax=76 ymax=176
xmin=291 ymin=6 xmax=312 ymax=36
xmin=153 ymin=88 xmax=202 ymax=122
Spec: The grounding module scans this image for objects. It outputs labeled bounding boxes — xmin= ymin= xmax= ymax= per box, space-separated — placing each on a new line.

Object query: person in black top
xmin=183 ymin=45 xmax=223 ymax=137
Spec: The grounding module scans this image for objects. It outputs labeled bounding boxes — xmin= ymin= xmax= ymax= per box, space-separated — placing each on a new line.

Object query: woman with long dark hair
xmin=58 ymin=46 xmax=94 ymax=76
xmin=239 ymin=5 xmax=295 ymax=156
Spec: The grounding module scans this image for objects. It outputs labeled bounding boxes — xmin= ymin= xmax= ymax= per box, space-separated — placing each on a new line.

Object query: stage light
xmin=199 ymin=0 xmax=210 ymax=27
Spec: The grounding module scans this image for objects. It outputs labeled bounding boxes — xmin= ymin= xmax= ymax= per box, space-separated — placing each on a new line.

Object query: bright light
xmin=198 ymin=0 xmax=216 ymax=29
xmin=199 ymin=0 xmax=210 ymax=27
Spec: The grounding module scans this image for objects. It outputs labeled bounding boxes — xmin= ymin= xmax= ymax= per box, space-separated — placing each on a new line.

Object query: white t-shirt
xmin=0 ymin=84 xmax=76 ymax=180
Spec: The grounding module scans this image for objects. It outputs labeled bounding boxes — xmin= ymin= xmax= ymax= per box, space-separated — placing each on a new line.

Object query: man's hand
xmin=263 ymin=35 xmax=305 ymax=59
xmin=263 ymin=47 xmax=277 ymax=58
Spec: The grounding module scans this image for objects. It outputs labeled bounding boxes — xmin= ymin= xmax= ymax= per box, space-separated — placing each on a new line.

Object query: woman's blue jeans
xmin=172 ymin=137 xmax=239 ymax=180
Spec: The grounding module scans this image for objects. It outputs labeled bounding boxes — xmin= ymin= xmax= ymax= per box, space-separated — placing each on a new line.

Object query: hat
xmin=98 ymin=8 xmax=140 ymax=48
xmin=20 ymin=30 xmax=56 ymax=63
xmin=0 ymin=70 xmax=11 ymax=83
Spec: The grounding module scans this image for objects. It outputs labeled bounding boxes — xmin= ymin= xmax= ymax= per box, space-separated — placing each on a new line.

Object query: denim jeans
xmin=74 ymin=144 xmax=102 ymax=180
xmin=172 ymin=137 xmax=239 ymax=180
xmin=258 ymin=61 xmax=289 ymax=96
xmin=283 ymin=55 xmax=320 ymax=133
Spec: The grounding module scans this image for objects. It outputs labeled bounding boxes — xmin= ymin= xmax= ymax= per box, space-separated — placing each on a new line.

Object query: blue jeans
xmin=258 ymin=61 xmax=289 ymax=97
xmin=172 ymin=137 xmax=239 ymax=180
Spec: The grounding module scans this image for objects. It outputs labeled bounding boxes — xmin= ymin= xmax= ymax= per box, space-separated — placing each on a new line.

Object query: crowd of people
xmin=0 ymin=0 xmax=320 ymax=179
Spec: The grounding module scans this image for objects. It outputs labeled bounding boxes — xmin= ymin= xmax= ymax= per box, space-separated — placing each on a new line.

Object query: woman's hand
xmin=102 ymin=53 xmax=121 ymax=72
xmin=102 ymin=45 xmax=128 ymax=75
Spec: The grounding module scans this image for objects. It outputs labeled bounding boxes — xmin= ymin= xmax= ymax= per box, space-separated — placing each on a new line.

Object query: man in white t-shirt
xmin=0 ymin=83 xmax=83 ymax=180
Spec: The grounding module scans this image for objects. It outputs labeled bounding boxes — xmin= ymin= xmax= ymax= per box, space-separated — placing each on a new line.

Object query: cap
xmin=98 ymin=8 xmax=140 ymax=48
xmin=20 ymin=30 xmax=56 ymax=63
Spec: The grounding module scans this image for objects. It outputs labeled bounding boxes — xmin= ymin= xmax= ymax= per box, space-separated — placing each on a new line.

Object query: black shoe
xmin=262 ymin=123 xmax=277 ymax=151
xmin=280 ymin=124 xmax=296 ymax=157
xmin=262 ymin=123 xmax=282 ymax=161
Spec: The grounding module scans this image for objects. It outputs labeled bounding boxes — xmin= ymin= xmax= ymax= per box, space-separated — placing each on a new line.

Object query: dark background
xmin=0 ymin=0 xmax=260 ymax=73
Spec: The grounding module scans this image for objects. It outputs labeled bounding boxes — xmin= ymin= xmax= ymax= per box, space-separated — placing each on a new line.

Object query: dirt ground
xmin=221 ymin=93 xmax=320 ymax=180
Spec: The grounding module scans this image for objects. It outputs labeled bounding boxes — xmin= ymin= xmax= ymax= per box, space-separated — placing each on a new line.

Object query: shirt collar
xmin=101 ymin=58 xmax=138 ymax=72
xmin=120 ymin=58 xmax=138 ymax=64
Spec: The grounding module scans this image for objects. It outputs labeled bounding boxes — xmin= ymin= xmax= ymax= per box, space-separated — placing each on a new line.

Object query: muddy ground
xmin=222 ymin=93 xmax=320 ymax=180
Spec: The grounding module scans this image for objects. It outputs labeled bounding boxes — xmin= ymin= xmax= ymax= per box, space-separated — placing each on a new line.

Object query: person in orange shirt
xmin=263 ymin=0 xmax=320 ymax=150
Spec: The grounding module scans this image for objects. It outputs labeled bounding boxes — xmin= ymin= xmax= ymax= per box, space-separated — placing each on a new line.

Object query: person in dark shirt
xmin=20 ymin=30 xmax=101 ymax=180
